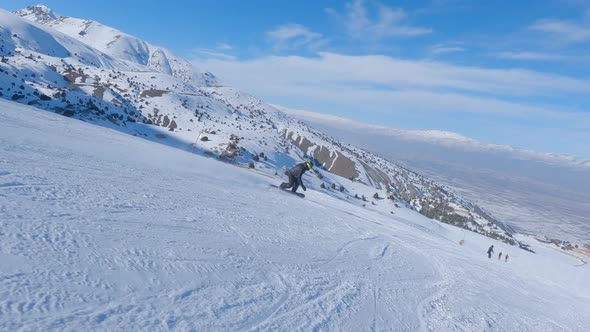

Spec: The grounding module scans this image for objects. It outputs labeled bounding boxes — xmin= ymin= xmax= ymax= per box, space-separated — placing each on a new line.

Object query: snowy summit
xmin=14 ymin=4 xmax=60 ymax=23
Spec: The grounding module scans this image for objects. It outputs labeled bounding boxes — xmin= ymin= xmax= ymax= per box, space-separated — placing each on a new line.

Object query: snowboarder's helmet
xmin=306 ymin=161 xmax=313 ymax=170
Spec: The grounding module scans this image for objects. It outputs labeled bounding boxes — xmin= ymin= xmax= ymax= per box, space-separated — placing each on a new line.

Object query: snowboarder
xmin=505 ymin=254 xmax=509 ymax=263
xmin=487 ymin=245 xmax=494 ymax=259
xmin=279 ymin=161 xmax=313 ymax=193
xmin=498 ymin=252 xmax=503 ymax=260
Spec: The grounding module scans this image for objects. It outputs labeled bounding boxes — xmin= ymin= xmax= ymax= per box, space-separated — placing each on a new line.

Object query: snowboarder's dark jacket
xmin=487 ymin=246 xmax=494 ymax=254
xmin=287 ymin=163 xmax=309 ymax=180
xmin=280 ymin=163 xmax=310 ymax=192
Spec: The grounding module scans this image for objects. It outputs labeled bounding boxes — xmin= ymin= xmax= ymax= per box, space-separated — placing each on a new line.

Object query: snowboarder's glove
xmin=302 ymin=185 xmax=307 ymax=191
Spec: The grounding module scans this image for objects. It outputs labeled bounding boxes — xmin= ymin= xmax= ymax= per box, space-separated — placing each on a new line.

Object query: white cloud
xmin=271 ymin=103 xmax=382 ymax=130
xmin=430 ymin=44 xmax=465 ymax=55
xmin=334 ymin=0 xmax=431 ymax=39
xmin=194 ymin=52 xmax=590 ymax=98
xmin=191 ymin=43 xmax=236 ymax=61
xmin=192 ymin=49 xmax=236 ymax=61
xmin=267 ymin=23 xmax=324 ymax=50
xmin=495 ymin=51 xmax=573 ymax=61
xmin=530 ymin=19 xmax=590 ymax=43
xmin=190 ymin=51 xmax=590 ymax=149
xmin=216 ymin=43 xmax=233 ymax=51
xmin=190 ymin=52 xmax=590 ymax=137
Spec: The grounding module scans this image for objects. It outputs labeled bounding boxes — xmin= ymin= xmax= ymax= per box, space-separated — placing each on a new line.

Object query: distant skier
xmin=279 ymin=161 xmax=313 ymax=193
xmin=487 ymin=245 xmax=494 ymax=259
xmin=498 ymin=252 xmax=502 ymax=260
xmin=505 ymin=254 xmax=509 ymax=263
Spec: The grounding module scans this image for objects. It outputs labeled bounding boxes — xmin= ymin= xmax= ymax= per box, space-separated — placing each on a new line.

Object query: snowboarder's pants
xmin=280 ymin=174 xmax=299 ymax=192
xmin=488 ymin=252 xmax=491 ymax=259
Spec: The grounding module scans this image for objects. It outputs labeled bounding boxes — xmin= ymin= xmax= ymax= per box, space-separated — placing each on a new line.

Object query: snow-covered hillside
xmin=2 ymin=98 xmax=589 ymax=331
xmin=0 ymin=5 xmax=527 ymax=248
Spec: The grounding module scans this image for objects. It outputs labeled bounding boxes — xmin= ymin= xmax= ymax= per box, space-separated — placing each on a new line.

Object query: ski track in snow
xmin=0 ymin=101 xmax=589 ymax=331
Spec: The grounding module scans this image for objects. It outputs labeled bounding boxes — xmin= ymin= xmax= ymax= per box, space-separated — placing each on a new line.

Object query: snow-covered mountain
xmin=1 ymin=5 xmax=572 ymax=248
xmin=14 ymin=5 xmax=219 ymax=86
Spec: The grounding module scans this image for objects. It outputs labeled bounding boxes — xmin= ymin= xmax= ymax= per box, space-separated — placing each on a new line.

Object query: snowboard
xmin=270 ymin=184 xmax=305 ymax=198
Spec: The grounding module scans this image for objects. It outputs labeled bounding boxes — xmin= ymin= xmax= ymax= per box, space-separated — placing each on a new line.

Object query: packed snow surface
xmin=1 ymin=99 xmax=589 ymax=331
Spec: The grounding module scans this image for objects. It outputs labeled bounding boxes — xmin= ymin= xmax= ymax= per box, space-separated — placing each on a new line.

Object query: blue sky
xmin=4 ymin=0 xmax=590 ymax=157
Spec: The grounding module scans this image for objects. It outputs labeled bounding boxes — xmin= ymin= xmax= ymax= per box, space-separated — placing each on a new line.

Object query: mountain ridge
xmin=14 ymin=5 xmax=220 ymax=86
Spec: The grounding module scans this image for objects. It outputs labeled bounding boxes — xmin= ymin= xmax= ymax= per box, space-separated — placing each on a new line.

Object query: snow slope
xmin=1 ymin=100 xmax=589 ymax=331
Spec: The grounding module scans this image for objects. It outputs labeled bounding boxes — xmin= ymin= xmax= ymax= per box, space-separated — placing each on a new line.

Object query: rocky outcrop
xmin=140 ymin=89 xmax=168 ymax=98
xmin=285 ymin=131 xmax=359 ymax=180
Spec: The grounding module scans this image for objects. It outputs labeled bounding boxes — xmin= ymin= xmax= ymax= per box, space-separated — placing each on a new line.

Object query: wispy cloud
xmin=330 ymin=0 xmax=431 ymax=40
xmin=495 ymin=51 xmax=571 ymax=61
xmin=191 ymin=43 xmax=236 ymax=60
xmin=192 ymin=52 xmax=590 ymax=119
xmin=192 ymin=49 xmax=236 ymax=61
xmin=430 ymin=43 xmax=465 ymax=55
xmin=267 ymin=23 xmax=325 ymax=50
xmin=216 ymin=43 xmax=233 ymax=51
xmin=529 ymin=18 xmax=590 ymax=43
